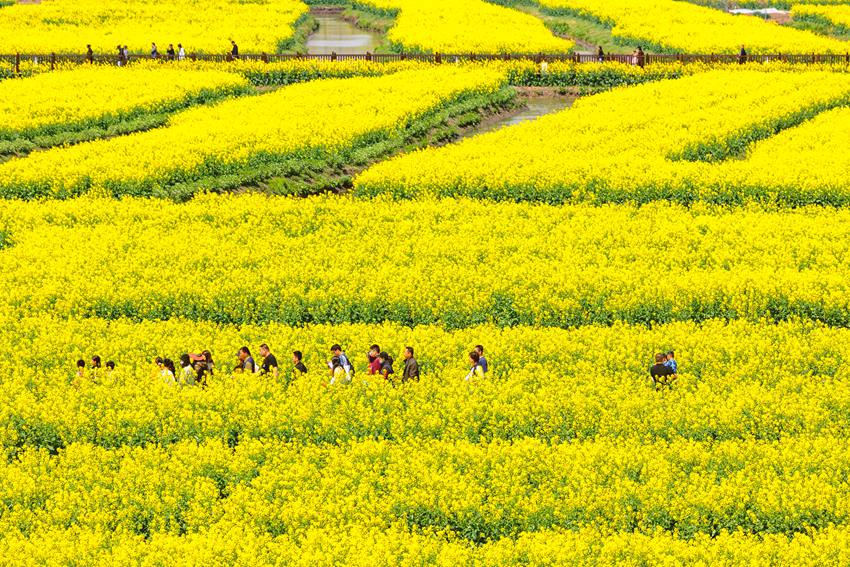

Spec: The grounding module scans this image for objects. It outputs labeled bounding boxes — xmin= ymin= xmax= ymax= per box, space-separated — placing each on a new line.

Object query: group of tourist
xmin=84 ymin=41 xmax=239 ymax=66
xmin=74 ymin=344 xmax=678 ymax=389
xmin=72 ymin=343 xmax=493 ymax=388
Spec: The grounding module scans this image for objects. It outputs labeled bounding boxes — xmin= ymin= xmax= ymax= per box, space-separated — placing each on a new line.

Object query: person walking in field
xmin=597 ymin=45 xmax=604 ymax=63
xmin=636 ymin=46 xmax=645 ymax=68
xmin=402 ymin=346 xmax=419 ymax=383
xmin=738 ymin=45 xmax=747 ymax=65
xmin=116 ymin=45 xmax=125 ymax=66
xmin=162 ymin=359 xmax=177 ymax=384
xmin=650 ymin=352 xmax=676 ymax=390
xmin=90 ymin=355 xmax=102 ymax=382
xmin=151 ymin=43 xmax=159 ymax=59
xmin=166 ymin=44 xmax=176 ymax=61
xmin=86 ymin=44 xmax=94 ymax=63
xmin=191 ymin=351 xmax=214 ymax=386
xmin=258 ymin=343 xmax=278 ymax=378
xmin=235 ymin=346 xmax=256 ymax=374
xmin=179 ymin=354 xmax=195 ymax=385
xmin=72 ymin=359 xmax=88 ymax=389
xmin=379 ymin=352 xmax=395 ymax=381
xmin=178 ymin=44 xmax=186 ymax=61
xmin=329 ymin=356 xmax=348 ymax=385
xmin=465 ymin=351 xmax=485 ymax=381
xmin=474 ymin=345 xmax=488 ymax=374
xmin=292 ymin=351 xmax=308 ymax=382
xmin=664 ymin=351 xmax=678 ymax=374
xmin=330 ymin=344 xmax=352 ymax=381
xmin=230 ymin=40 xmax=239 ymax=59
xmin=123 ymin=45 xmax=130 ymax=63
xmin=367 ymin=344 xmax=382 ymax=375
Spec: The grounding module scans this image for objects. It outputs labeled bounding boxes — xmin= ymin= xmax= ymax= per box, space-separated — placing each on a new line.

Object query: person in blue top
xmin=331 ymin=344 xmax=352 ymax=381
xmin=474 ymin=345 xmax=488 ymax=373
xmin=664 ymin=351 xmax=678 ymax=374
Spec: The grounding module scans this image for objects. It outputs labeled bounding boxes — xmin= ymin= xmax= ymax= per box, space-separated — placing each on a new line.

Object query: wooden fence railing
xmin=2 ymin=51 xmax=850 ymax=73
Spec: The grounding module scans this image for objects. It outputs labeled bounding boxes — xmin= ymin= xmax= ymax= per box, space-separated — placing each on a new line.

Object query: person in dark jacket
xmin=738 ymin=45 xmax=747 ymax=65
xmin=650 ymin=352 xmax=676 ymax=390
xmin=379 ymin=352 xmax=394 ymax=380
xmin=402 ymin=346 xmax=419 ymax=382
xmin=230 ymin=40 xmax=239 ymax=59
xmin=597 ymin=45 xmax=604 ymax=63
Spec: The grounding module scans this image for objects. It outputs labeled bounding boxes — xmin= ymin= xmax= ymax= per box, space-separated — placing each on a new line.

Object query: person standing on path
xmin=151 ymin=43 xmax=159 ymax=59
xmin=230 ymin=40 xmax=239 ymax=59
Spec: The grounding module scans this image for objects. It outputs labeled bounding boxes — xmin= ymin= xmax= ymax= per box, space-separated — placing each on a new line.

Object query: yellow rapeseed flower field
xmin=540 ymin=0 xmax=848 ymax=53
xmin=0 ymin=41 xmax=848 ymax=563
xmin=0 ymin=194 xmax=849 ymax=327
xmin=0 ymin=0 xmax=309 ymax=54
xmin=0 ymin=313 xmax=849 ymax=561
xmin=0 ymin=66 xmax=249 ymax=142
xmin=0 ymin=66 xmax=506 ymax=198
xmin=793 ymin=3 xmax=850 ymax=31
xmin=356 ymin=68 xmax=850 ymax=205
xmin=356 ymin=0 xmax=574 ymax=53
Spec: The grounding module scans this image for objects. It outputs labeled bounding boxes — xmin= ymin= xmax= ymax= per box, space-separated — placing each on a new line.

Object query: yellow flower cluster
xmin=792 ymin=3 xmax=850 ymax=31
xmin=4 ymin=523 xmax=850 ymax=564
xmin=0 ymin=0 xmax=308 ymax=54
xmin=1 ymin=194 xmax=850 ymax=327
xmin=1 ymin=437 xmax=850 ymax=548
xmin=0 ymin=66 xmax=248 ymax=141
xmin=0 ymin=66 xmax=506 ymax=198
xmin=540 ymin=0 xmax=847 ymax=53
xmin=356 ymin=0 xmax=573 ymax=53
xmin=356 ymin=69 xmax=850 ymax=205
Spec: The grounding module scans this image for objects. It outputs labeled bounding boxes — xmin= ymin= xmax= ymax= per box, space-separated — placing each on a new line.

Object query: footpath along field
xmin=2 ymin=59 xmax=850 ymax=563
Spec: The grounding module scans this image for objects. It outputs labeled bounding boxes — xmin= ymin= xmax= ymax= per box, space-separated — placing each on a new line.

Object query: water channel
xmin=306 ymin=14 xmax=382 ymax=55
xmin=472 ymin=95 xmax=574 ymax=136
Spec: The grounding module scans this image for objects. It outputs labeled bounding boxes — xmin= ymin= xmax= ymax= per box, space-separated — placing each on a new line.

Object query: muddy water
xmin=306 ymin=15 xmax=382 ymax=55
xmin=472 ymin=96 xmax=575 ymax=137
